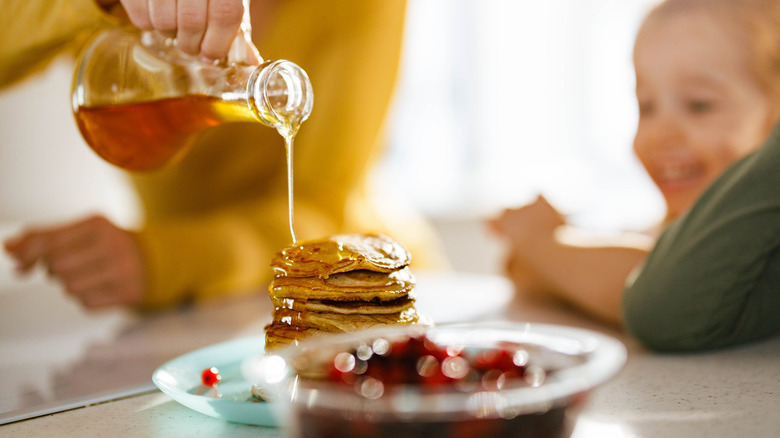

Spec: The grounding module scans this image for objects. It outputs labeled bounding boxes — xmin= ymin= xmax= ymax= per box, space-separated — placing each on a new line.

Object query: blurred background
xmin=0 ymin=0 xmax=663 ymax=280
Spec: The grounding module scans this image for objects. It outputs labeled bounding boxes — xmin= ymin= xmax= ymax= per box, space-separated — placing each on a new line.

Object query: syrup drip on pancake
xmin=271 ymin=234 xmax=411 ymax=278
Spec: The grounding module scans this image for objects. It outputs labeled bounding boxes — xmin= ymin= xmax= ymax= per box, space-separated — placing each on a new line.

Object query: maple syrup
xmin=74 ymin=95 xmax=257 ymax=172
xmin=284 ymin=135 xmax=298 ymax=246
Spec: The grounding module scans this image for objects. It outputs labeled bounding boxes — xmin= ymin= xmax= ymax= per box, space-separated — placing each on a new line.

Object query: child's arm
xmin=491 ymin=196 xmax=653 ymax=326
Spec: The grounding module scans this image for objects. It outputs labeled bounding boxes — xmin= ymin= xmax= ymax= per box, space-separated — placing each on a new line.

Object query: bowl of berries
xmin=247 ymin=321 xmax=626 ymax=438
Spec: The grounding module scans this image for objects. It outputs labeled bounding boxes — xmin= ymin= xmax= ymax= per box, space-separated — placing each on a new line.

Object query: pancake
xmin=270 ymin=233 xmax=411 ymax=278
xmin=264 ymin=322 xmax=318 ymax=350
xmin=271 ymin=295 xmax=417 ymax=315
xmin=272 ymin=307 xmax=422 ymax=333
xmin=269 ymin=268 xmax=415 ymax=302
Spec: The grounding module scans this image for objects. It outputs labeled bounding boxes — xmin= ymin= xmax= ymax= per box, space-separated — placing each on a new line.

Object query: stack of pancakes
xmin=264 ymin=233 xmax=424 ymax=351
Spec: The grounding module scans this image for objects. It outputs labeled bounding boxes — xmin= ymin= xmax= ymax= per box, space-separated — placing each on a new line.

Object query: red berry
xmin=394 ymin=335 xmax=427 ymax=360
xmin=474 ymin=348 xmax=520 ymax=373
xmin=325 ymin=335 xmax=536 ymax=393
xmin=201 ymin=367 xmax=222 ymax=387
xmin=422 ymin=337 xmax=450 ymax=361
xmin=327 ymin=365 xmax=344 ymax=383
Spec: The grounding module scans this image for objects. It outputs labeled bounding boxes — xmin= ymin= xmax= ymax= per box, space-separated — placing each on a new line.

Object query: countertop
xmin=2 ymin=271 xmax=779 ymax=437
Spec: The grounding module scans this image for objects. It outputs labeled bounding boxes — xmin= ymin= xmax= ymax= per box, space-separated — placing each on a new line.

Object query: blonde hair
xmin=646 ymin=0 xmax=780 ymax=107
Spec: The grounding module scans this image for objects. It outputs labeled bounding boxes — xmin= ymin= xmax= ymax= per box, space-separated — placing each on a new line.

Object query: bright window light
xmin=379 ymin=0 xmax=665 ymax=232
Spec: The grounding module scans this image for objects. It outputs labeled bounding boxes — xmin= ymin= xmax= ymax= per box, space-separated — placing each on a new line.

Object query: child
xmin=491 ymin=0 xmax=780 ymax=348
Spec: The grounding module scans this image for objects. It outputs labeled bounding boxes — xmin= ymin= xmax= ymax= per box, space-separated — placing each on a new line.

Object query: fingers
xmin=488 ymin=207 xmax=525 ymax=237
xmin=3 ymin=216 xmax=146 ymax=309
xmin=63 ymin=263 xmax=113 ymax=304
xmin=148 ymin=0 xmax=178 ymax=30
xmin=44 ymin=240 xmax=100 ymax=279
xmin=488 ymin=211 xmax=510 ymax=235
xmin=121 ymin=0 xmax=178 ymax=31
xmin=4 ymin=234 xmax=46 ymax=273
xmin=503 ymin=251 xmax=548 ymax=295
xmin=200 ymin=0 xmax=245 ymax=61
xmin=60 ymin=254 xmax=144 ymax=310
xmin=176 ymin=0 xmax=209 ymax=55
xmin=62 ymin=262 xmax=127 ymax=309
xmin=120 ymin=0 xmax=245 ymax=61
xmin=4 ymin=220 xmax=95 ymax=274
xmin=120 ymin=0 xmax=153 ymax=29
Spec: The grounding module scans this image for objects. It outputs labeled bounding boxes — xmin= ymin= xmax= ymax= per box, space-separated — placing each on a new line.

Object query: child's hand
xmin=489 ymin=195 xmax=565 ymax=247
xmin=489 ymin=196 xmax=566 ymax=295
xmin=3 ymin=215 xmax=146 ymax=309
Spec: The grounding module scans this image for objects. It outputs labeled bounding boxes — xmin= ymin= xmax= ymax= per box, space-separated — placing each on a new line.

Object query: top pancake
xmin=270 ymin=233 xmax=411 ymax=278
xmin=270 ymin=267 xmax=415 ymax=302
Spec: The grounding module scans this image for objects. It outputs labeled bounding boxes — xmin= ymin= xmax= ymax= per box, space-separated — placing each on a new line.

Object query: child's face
xmin=632 ymin=12 xmax=776 ymax=221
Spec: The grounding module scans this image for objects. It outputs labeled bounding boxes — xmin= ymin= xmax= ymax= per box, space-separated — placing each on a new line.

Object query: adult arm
xmin=0 ymin=0 xmax=115 ymax=88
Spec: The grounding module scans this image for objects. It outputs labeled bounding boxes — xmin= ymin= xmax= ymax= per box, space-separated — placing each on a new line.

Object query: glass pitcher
xmin=71 ymin=3 xmax=313 ymax=172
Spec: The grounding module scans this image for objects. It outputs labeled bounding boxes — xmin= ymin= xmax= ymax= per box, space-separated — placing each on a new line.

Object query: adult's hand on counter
xmin=3 ymin=215 xmax=146 ymax=309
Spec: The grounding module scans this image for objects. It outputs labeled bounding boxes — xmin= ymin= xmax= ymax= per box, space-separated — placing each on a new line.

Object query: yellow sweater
xmin=1 ymin=0 xmax=446 ymax=309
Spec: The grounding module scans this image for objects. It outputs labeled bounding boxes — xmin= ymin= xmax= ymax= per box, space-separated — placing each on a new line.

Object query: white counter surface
xmin=2 ymin=271 xmax=779 ymax=437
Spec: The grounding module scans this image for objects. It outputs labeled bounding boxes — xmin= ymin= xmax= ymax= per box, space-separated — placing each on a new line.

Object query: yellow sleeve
xmin=134 ymin=186 xmax=340 ymax=309
xmin=130 ymin=0 xmax=447 ymax=310
xmin=0 ymin=0 xmax=114 ymax=88
xmin=132 ymin=121 xmax=344 ymax=308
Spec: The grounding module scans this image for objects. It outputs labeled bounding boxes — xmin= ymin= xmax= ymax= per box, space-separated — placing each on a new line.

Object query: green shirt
xmin=624 ymin=121 xmax=780 ymax=352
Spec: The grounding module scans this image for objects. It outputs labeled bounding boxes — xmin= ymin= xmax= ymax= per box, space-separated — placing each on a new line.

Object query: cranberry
xmin=368 ymin=354 xmax=410 ymax=385
xmin=391 ymin=335 xmax=426 ymax=360
xmin=323 ymin=335 xmax=538 ymax=396
xmin=201 ymin=367 xmax=222 ymax=387
xmin=415 ymin=355 xmax=450 ymax=386
xmin=474 ymin=348 xmax=524 ymax=374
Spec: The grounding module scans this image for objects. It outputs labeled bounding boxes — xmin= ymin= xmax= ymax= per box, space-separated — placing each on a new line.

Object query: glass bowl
xmin=246 ymin=322 xmax=626 ymax=438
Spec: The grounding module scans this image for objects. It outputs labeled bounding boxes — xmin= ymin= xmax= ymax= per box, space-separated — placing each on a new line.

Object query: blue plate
xmin=152 ymin=336 xmax=277 ymax=426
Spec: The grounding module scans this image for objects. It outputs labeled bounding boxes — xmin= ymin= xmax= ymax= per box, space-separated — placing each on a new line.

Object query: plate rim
xmin=151 ymin=335 xmax=277 ymax=427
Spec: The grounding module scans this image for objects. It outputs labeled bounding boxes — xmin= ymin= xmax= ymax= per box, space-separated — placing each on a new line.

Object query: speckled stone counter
xmin=2 ymin=272 xmax=779 ymax=437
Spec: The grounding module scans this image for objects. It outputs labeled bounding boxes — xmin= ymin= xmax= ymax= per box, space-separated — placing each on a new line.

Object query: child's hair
xmin=645 ymin=0 xmax=780 ymax=108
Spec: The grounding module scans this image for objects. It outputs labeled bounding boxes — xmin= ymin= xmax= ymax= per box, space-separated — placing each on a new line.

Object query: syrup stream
xmin=285 ymin=134 xmax=298 ymax=246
